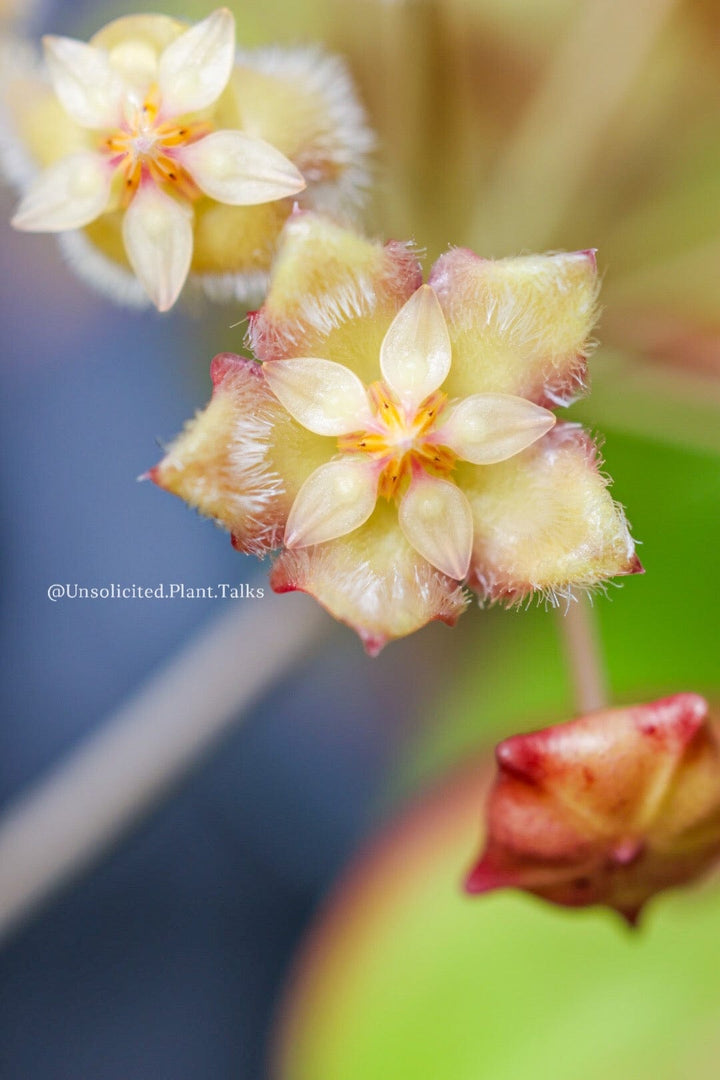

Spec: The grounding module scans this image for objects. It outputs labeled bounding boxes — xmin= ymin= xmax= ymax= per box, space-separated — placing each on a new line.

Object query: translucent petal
xmin=247 ymin=212 xmax=423 ymax=377
xmin=43 ymin=35 xmax=125 ymax=129
xmin=11 ymin=152 xmax=111 ymax=232
xmin=157 ymin=8 xmax=235 ymax=116
xmin=181 ymin=130 xmax=305 ymax=206
xmin=380 ymin=285 xmax=452 ymax=408
xmin=399 ymin=476 xmax=473 ymax=580
xmin=285 ymin=458 xmax=378 ymax=548
xmin=263 ymin=357 xmax=371 ymax=436
xmin=122 ymin=185 xmax=193 ymax=312
xmin=271 ymin=501 xmax=468 ymax=653
xmin=440 ymin=393 xmax=556 ymax=465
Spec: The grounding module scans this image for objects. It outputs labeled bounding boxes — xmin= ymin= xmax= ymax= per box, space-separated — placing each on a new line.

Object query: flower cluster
xmin=466 ymin=694 xmax=720 ymax=925
xmin=3 ymin=9 xmax=373 ymax=309
xmin=152 ymin=211 xmax=640 ymax=652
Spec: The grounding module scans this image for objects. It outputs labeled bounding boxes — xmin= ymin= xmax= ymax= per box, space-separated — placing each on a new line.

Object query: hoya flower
xmin=3 ymin=11 xmax=372 ymax=310
xmin=466 ymin=694 xmax=720 ymax=925
xmin=152 ymin=212 xmax=640 ymax=652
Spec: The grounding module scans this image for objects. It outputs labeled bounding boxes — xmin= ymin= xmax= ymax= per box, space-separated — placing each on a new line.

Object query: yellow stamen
xmin=337 ymin=381 xmax=457 ymax=501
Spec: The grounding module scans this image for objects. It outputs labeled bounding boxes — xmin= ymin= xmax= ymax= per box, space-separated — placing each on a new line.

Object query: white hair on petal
xmin=235 ymin=44 xmax=375 ymax=218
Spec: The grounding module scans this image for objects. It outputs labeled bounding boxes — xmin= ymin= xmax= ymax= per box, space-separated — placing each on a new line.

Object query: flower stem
xmin=559 ymin=596 xmax=608 ymax=714
xmin=0 ymin=593 xmax=327 ymax=943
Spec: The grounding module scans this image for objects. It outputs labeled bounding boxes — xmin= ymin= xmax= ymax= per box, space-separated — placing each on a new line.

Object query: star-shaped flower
xmin=263 ymin=284 xmax=558 ymax=581
xmin=152 ymin=212 xmax=641 ymax=652
xmin=3 ymin=11 xmax=372 ymax=310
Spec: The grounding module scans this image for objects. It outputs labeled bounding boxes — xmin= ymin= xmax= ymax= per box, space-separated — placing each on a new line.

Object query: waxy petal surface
xmin=122 ymin=185 xmax=193 ymax=312
xmin=429 ymin=249 xmax=599 ymax=406
xmin=271 ymin=503 xmax=468 ymax=654
xmin=380 ymin=285 xmax=452 ymax=409
xmin=461 ymin=423 xmax=640 ymax=606
xmin=467 ymin=694 xmax=720 ymax=924
xmin=439 ymin=393 xmax=556 ymax=465
xmin=263 ymin=357 xmax=372 ymax=436
xmin=11 ymin=151 xmax=111 ymax=231
xmin=399 ymin=476 xmax=473 ymax=580
xmin=157 ymin=8 xmax=235 ymax=116
xmin=247 ymin=212 xmax=423 ymax=380
xmin=43 ymin=35 xmax=124 ymax=129
xmin=285 ymin=458 xmax=378 ymax=548
xmin=181 ymin=130 xmax=305 ymax=206
xmin=150 ymin=353 xmax=291 ymax=554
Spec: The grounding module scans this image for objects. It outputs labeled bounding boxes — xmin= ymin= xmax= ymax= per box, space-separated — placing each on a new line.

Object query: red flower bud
xmin=466 ymin=694 xmax=720 ymax=925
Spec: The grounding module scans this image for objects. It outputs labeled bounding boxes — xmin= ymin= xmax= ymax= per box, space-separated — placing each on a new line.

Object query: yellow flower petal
xmin=429 ymin=248 xmax=600 ymax=406
xmin=380 ymin=285 xmax=452 ymax=409
xmin=398 ymin=475 xmax=473 ymax=580
xmin=461 ymin=423 xmax=640 ymax=606
xmin=271 ymin=502 xmax=468 ymax=654
xmin=439 ymin=393 xmax=556 ymax=465
xmin=284 ymin=458 xmax=378 ymax=548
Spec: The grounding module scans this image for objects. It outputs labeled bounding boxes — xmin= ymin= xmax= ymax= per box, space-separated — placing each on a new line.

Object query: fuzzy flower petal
xmin=11 ymin=150 xmax=111 ymax=231
xmin=43 ymin=35 xmax=124 ymax=129
xmin=180 ymin=130 xmax=306 ymax=205
xmin=439 ymin=393 xmax=556 ymax=465
xmin=399 ymin=475 xmax=473 ymax=580
xmin=462 ymin=423 xmax=639 ymax=606
xmin=271 ymin=503 xmax=469 ymax=654
xmin=284 ymin=457 xmax=378 ymax=548
xmin=263 ymin=357 xmax=372 ymax=436
xmin=156 ymin=7 xmax=235 ymax=116
xmin=379 ymin=284 xmax=452 ymax=409
xmin=122 ymin=185 xmax=193 ymax=312
xmin=247 ymin=211 xmax=423 ymax=372
xmin=466 ymin=694 xmax=720 ymax=925
xmin=429 ymin=248 xmax=600 ymax=406
xmin=150 ymin=353 xmax=295 ymax=554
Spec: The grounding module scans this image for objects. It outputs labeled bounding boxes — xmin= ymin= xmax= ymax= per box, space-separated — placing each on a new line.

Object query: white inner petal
xmin=399 ymin=476 xmax=473 ymax=580
xmin=181 ymin=131 xmax=305 ymax=206
xmin=108 ymin=41 xmax=159 ymax=98
xmin=11 ymin=152 xmax=111 ymax=232
xmin=285 ymin=458 xmax=378 ymax=548
xmin=440 ymin=393 xmax=556 ymax=464
xmin=43 ymin=35 xmax=125 ymax=129
xmin=157 ymin=8 xmax=235 ymax=117
xmin=122 ymin=185 xmax=194 ymax=312
xmin=380 ymin=285 xmax=452 ymax=409
xmin=264 ymin=358 xmax=372 ymax=436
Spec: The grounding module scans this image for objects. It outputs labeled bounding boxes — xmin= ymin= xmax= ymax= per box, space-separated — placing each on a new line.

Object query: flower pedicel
xmin=152 ymin=212 xmax=641 ymax=651
xmin=4 ymin=9 xmax=373 ymax=310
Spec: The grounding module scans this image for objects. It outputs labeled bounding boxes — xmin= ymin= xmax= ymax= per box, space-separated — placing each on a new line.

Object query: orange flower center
xmin=337 ymin=381 xmax=457 ymax=500
xmin=101 ymin=93 xmax=211 ymax=204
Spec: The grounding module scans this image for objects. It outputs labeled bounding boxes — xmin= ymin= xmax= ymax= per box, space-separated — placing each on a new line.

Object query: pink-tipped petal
xmin=429 ymin=248 xmax=600 ymax=407
xmin=399 ymin=475 xmax=473 ymax=581
xmin=11 ymin=152 xmax=111 ymax=232
xmin=271 ymin=503 xmax=469 ymax=652
xmin=122 ymin=185 xmax=193 ymax=312
xmin=284 ymin=457 xmax=378 ymax=548
xmin=463 ymin=423 xmax=639 ymax=606
xmin=379 ymin=284 xmax=452 ymax=409
xmin=157 ymin=8 xmax=235 ymax=116
xmin=439 ymin=393 xmax=556 ymax=465
xmin=150 ymin=353 xmax=291 ymax=555
xmin=247 ymin=213 xmax=423 ymax=377
xmin=181 ymin=131 xmax=306 ymax=206
xmin=263 ymin=357 xmax=372 ymax=435
xmin=43 ymin=34 xmax=125 ymax=129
